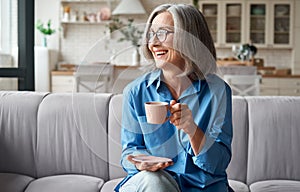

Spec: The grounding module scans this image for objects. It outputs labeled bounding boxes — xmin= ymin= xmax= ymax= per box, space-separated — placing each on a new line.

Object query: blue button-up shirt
xmin=115 ymin=69 xmax=232 ymax=191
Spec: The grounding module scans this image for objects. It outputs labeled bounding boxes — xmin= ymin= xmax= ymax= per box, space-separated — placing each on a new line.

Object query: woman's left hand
xmin=169 ymin=100 xmax=197 ymax=137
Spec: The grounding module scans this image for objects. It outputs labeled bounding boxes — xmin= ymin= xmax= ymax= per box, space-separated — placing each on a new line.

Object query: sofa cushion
xmin=100 ymin=178 xmax=123 ymax=192
xmin=246 ymin=96 xmax=300 ymax=184
xmin=250 ymin=180 xmax=300 ymax=192
xmin=227 ymin=96 xmax=248 ymax=183
xmin=0 ymin=91 xmax=47 ymax=177
xmin=25 ymin=175 xmax=103 ymax=192
xmin=0 ymin=173 xmax=34 ymax=192
xmin=229 ymin=179 xmax=249 ymax=192
xmin=108 ymin=94 xmax=127 ymax=179
xmin=36 ymin=93 xmax=112 ymax=180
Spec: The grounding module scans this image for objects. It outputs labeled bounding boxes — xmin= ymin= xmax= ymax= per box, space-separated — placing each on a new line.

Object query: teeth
xmin=156 ymin=51 xmax=167 ymax=56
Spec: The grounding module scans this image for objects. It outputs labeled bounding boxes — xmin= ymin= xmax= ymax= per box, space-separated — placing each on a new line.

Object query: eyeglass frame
xmin=147 ymin=29 xmax=174 ymax=43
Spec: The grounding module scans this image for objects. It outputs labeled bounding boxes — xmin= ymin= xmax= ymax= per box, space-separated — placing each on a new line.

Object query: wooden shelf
xmin=61 ymin=0 xmax=110 ymax=3
xmin=61 ymin=21 xmax=110 ymax=25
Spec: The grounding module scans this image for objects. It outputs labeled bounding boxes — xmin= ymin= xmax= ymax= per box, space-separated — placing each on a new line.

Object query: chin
xmin=155 ymin=59 xmax=168 ymax=69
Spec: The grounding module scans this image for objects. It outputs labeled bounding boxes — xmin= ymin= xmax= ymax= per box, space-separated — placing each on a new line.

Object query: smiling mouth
xmin=155 ymin=50 xmax=168 ymax=57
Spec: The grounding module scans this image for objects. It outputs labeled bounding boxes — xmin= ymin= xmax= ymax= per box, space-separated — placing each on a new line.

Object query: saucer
xmin=132 ymin=155 xmax=172 ymax=163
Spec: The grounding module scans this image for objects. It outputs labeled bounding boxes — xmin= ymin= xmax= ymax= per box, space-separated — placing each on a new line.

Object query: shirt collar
xmin=146 ymin=69 xmax=162 ymax=89
xmin=146 ymin=69 xmax=204 ymax=98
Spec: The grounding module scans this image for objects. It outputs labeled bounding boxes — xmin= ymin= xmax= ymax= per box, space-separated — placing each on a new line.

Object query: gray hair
xmin=142 ymin=3 xmax=217 ymax=79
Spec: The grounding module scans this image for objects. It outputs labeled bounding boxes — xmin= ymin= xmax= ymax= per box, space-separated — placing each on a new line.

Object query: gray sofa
xmin=1 ymin=91 xmax=300 ymax=192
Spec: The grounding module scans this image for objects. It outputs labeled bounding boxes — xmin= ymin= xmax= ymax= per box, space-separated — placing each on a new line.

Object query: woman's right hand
xmin=127 ymin=155 xmax=173 ymax=172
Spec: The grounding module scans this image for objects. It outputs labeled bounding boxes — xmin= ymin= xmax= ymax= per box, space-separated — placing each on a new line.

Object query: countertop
xmin=51 ymin=65 xmax=142 ymax=76
xmin=262 ymin=74 xmax=300 ymax=78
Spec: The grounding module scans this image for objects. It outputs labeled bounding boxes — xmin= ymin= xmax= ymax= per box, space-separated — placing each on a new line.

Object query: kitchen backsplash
xmin=216 ymin=48 xmax=292 ymax=69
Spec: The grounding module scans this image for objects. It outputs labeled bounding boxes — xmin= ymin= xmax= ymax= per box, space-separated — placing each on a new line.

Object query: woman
xmin=115 ymin=3 xmax=233 ymax=192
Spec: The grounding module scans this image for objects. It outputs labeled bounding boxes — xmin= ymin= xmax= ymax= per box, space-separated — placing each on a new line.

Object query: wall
xmin=35 ymin=0 xmax=60 ymax=50
xmin=53 ymin=0 xmax=191 ymax=65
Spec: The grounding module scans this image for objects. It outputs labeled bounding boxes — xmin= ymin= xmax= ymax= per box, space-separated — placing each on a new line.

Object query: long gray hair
xmin=142 ymin=4 xmax=217 ymax=79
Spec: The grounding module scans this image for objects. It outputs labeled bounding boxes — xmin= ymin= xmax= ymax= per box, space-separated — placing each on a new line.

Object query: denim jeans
xmin=119 ymin=170 xmax=181 ymax=192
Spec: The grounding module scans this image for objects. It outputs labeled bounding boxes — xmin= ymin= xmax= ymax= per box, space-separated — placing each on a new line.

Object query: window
xmin=0 ymin=0 xmax=34 ymax=91
xmin=0 ymin=0 xmax=12 ymax=54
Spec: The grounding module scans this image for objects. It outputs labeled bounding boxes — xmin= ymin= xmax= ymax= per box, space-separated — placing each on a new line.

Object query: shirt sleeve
xmin=189 ymin=83 xmax=233 ymax=175
xmin=120 ymin=89 xmax=150 ymax=175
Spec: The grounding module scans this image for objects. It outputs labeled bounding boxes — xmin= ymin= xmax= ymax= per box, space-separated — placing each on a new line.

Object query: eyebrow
xmin=149 ymin=26 xmax=174 ymax=32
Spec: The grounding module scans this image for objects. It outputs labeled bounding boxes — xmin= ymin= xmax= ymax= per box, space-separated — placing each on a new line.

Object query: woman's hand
xmin=169 ymin=100 xmax=205 ymax=155
xmin=169 ymin=100 xmax=197 ymax=137
xmin=127 ymin=155 xmax=173 ymax=172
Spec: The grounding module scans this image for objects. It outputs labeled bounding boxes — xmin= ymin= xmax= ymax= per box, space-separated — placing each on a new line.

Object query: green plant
xmin=107 ymin=17 xmax=125 ymax=33
xmin=107 ymin=17 xmax=143 ymax=47
xmin=36 ymin=19 xmax=56 ymax=35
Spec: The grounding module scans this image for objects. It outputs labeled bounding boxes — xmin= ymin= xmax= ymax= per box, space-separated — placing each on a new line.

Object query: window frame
xmin=0 ymin=0 xmax=34 ymax=91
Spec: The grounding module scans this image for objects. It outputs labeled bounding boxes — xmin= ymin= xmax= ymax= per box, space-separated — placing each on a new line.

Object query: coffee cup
xmin=145 ymin=101 xmax=169 ymax=124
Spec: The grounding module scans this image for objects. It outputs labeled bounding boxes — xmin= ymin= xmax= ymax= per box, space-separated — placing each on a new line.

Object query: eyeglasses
xmin=147 ymin=29 xmax=174 ymax=43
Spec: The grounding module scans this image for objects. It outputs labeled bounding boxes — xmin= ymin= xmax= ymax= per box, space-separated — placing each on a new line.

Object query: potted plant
xmin=106 ymin=17 xmax=144 ymax=65
xmin=36 ymin=19 xmax=56 ymax=47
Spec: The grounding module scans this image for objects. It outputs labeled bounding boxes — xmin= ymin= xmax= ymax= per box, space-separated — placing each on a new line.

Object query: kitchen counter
xmin=51 ymin=70 xmax=74 ymax=76
xmin=51 ymin=65 xmax=144 ymax=93
xmin=262 ymin=74 xmax=300 ymax=78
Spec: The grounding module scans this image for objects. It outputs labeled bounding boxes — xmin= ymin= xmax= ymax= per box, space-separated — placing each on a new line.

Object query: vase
xmin=42 ymin=36 xmax=48 ymax=47
xmin=132 ymin=48 xmax=140 ymax=66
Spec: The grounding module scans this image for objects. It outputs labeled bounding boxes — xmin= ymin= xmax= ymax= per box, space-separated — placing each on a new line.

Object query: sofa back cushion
xmin=227 ymin=96 xmax=248 ymax=183
xmin=108 ymin=94 xmax=127 ymax=179
xmin=246 ymin=96 xmax=300 ymax=184
xmin=36 ymin=93 xmax=112 ymax=180
xmin=0 ymin=91 xmax=47 ymax=177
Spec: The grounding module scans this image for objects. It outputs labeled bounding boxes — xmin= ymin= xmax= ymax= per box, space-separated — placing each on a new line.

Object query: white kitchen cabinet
xmin=245 ymin=0 xmax=294 ymax=48
xmin=245 ymin=1 xmax=268 ymax=46
xmin=51 ymin=71 xmax=75 ymax=92
xmin=199 ymin=0 xmax=245 ymax=47
xmin=198 ymin=1 xmax=220 ymax=44
xmin=278 ymin=78 xmax=300 ymax=96
xmin=270 ymin=1 xmax=294 ymax=48
xmin=199 ymin=0 xmax=294 ymax=48
xmin=260 ymin=77 xmax=300 ymax=96
xmin=260 ymin=77 xmax=279 ymax=95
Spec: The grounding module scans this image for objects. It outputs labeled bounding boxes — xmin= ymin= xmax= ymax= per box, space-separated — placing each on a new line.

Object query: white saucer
xmin=132 ymin=155 xmax=172 ymax=163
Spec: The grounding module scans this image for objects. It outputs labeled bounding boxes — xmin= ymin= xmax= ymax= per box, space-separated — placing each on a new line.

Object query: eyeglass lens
xmin=148 ymin=30 xmax=172 ymax=43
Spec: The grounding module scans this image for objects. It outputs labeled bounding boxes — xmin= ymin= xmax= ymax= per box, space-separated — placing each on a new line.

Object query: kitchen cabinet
xmin=246 ymin=0 xmax=294 ymax=48
xmin=260 ymin=77 xmax=300 ymax=96
xmin=199 ymin=0 xmax=294 ymax=48
xmin=60 ymin=0 xmax=114 ymax=37
xmin=199 ymin=1 xmax=245 ymax=47
xmin=51 ymin=71 xmax=75 ymax=92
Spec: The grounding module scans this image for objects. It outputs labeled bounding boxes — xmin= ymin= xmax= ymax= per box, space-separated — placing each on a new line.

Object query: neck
xmin=162 ymin=70 xmax=192 ymax=100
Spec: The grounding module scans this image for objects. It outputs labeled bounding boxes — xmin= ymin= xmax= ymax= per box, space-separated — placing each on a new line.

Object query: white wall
xmin=35 ymin=0 xmax=60 ymax=50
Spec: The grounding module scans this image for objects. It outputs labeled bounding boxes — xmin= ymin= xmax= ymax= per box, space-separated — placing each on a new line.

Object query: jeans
xmin=119 ymin=170 xmax=181 ymax=192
